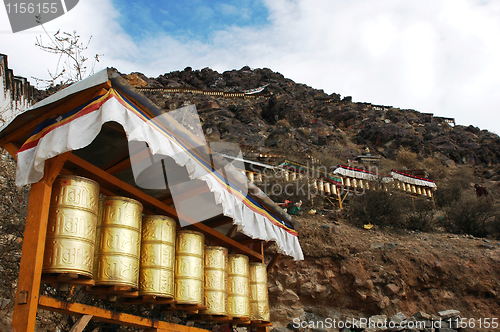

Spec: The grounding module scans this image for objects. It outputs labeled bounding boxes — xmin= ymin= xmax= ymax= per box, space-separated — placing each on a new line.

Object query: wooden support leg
xmin=254 ymin=240 xmax=265 ymax=263
xmin=12 ymin=174 xmax=53 ymax=332
xmin=69 ymin=315 xmax=93 ymax=332
xmin=267 ymin=253 xmax=281 ymax=274
xmin=12 ymin=155 xmax=67 ymax=332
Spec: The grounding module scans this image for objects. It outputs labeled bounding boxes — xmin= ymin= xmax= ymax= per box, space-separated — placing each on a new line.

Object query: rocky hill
xmin=124 ymin=66 xmax=500 ymax=173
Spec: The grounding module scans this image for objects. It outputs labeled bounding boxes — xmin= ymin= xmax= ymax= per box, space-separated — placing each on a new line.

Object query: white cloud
xmin=1 ymin=0 xmax=500 ymax=133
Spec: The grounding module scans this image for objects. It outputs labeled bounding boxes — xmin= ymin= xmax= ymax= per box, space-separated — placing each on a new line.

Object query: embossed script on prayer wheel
xmin=201 ymin=246 xmax=228 ymax=315
xmin=249 ymin=262 xmax=270 ymax=321
xmin=139 ymin=215 xmax=176 ymax=297
xmin=43 ymin=175 xmax=99 ymax=277
xmin=94 ymin=196 xmax=143 ymax=288
xmin=228 ymin=254 xmax=250 ymax=318
xmin=175 ymin=230 xmax=204 ymax=304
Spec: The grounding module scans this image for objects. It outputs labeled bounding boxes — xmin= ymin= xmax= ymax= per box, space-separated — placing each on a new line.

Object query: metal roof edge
xmin=29 ymin=68 xmax=111 ymax=111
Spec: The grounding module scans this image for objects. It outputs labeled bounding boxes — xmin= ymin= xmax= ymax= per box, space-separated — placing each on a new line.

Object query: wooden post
xmin=11 ymin=156 xmax=66 ymax=332
xmin=337 ymin=191 xmax=343 ymax=210
xmin=12 ymin=154 xmax=67 ymax=332
xmin=254 ymin=240 xmax=265 ymax=263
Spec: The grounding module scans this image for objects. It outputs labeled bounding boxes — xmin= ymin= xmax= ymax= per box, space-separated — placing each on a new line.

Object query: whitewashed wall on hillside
xmin=0 ymin=54 xmax=33 ymax=132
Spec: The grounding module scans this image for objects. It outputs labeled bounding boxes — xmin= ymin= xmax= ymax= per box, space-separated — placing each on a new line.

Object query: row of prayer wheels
xmin=341 ymin=177 xmax=434 ymax=197
xmin=42 ymin=175 xmax=269 ymax=320
xmin=244 ymin=170 xmax=340 ymax=195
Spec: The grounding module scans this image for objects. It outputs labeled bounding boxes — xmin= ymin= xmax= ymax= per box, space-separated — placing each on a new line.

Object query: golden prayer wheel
xmin=94 ymin=196 xmax=143 ymax=288
xmin=256 ymin=173 xmax=263 ymax=182
xmin=175 ymin=230 xmax=205 ymax=304
xmin=417 ymin=186 xmax=422 ymax=195
xmin=324 ymin=182 xmax=330 ymax=193
xmin=201 ymin=246 xmax=228 ymax=315
xmin=139 ymin=215 xmax=176 ymax=297
xmin=249 ymin=262 xmax=270 ymax=322
xmin=247 ymin=172 xmax=255 ymax=183
xmin=228 ymin=254 xmax=250 ymax=318
xmin=43 ymin=175 xmax=100 ymax=277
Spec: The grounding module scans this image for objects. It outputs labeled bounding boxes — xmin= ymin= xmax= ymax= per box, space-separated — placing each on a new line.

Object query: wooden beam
xmin=46 ymin=152 xmax=71 ymax=186
xmin=240 ymin=238 xmax=258 ymax=245
xmin=64 ymin=153 xmax=263 ymax=261
xmin=38 ymin=296 xmax=208 ymax=332
xmin=12 ymin=157 xmax=66 ymax=332
xmin=0 ymin=84 xmax=111 ymax=146
xmin=162 ymin=197 xmax=174 ymax=205
xmin=69 ymin=315 xmax=93 ymax=332
xmin=102 ymin=150 xmax=130 ymax=174
xmin=226 ymin=225 xmax=238 ymax=238
xmin=2 ymin=142 xmax=20 ymax=160
xmin=206 ymin=217 xmax=234 ymax=228
xmin=105 ymin=157 xmax=131 ymax=175
xmin=263 ymin=241 xmax=273 ymax=250
xmin=267 ymin=253 xmax=282 ymax=274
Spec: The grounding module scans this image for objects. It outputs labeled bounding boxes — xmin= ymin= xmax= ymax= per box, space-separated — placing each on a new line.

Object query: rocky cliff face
xmin=126 ymin=66 xmax=500 ymax=170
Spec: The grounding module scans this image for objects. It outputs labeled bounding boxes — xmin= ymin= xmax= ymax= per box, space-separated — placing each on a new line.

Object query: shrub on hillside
xmin=396 ymin=146 xmax=423 ymax=170
xmin=405 ymin=199 xmax=436 ymax=232
xmin=445 ymin=196 xmax=496 ymax=238
xmin=434 ymin=167 xmax=475 ymax=208
xmin=423 ymin=156 xmax=449 ymax=180
xmin=348 ymin=189 xmax=409 ymax=228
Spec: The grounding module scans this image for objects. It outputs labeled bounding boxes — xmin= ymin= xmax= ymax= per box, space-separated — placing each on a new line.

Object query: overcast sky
xmin=2 ymin=0 xmax=500 ymax=134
